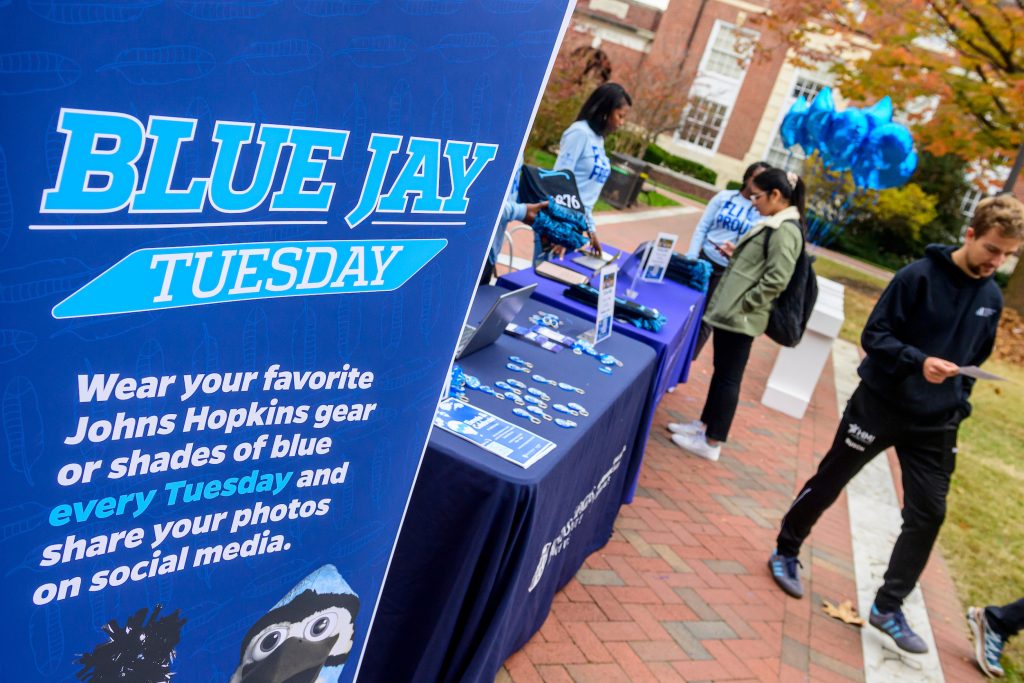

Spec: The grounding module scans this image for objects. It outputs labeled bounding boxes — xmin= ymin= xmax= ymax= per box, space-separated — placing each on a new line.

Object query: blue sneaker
xmin=967 ymin=606 xmax=1006 ymax=678
xmin=768 ymin=551 xmax=803 ymax=598
xmin=869 ymin=604 xmax=929 ymax=654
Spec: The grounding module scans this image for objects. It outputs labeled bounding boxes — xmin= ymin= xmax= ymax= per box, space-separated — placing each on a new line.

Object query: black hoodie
xmin=857 ymin=244 xmax=1002 ymax=419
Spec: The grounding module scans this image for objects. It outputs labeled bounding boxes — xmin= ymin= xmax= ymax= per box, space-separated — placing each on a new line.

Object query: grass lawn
xmin=636 ymin=189 xmax=680 ymax=208
xmin=815 ymin=254 xmax=1023 ymax=680
xmin=525 ymin=148 xmax=556 ymax=168
xmin=810 ymin=255 xmax=890 ymax=346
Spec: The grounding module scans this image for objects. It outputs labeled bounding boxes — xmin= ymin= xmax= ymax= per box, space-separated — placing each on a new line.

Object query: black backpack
xmin=518 ymin=166 xmax=584 ymax=211
xmin=762 ymin=221 xmax=818 ymax=347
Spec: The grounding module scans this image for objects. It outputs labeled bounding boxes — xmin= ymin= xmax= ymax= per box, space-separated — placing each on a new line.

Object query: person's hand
xmin=551 ymin=245 xmax=567 ymax=258
xmin=523 ymin=201 xmax=548 ymax=226
xmin=719 ymin=241 xmax=735 ymax=258
xmin=588 ymin=231 xmax=602 ymax=256
xmin=922 ymin=357 xmax=959 ymax=384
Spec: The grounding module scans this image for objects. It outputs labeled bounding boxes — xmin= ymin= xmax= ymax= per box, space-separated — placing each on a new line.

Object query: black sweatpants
xmin=776 ymin=384 xmax=959 ymax=613
xmin=988 ymin=598 xmax=1024 ymax=640
xmin=692 ymin=257 xmax=727 ymax=360
xmin=699 ymin=327 xmax=753 ymax=443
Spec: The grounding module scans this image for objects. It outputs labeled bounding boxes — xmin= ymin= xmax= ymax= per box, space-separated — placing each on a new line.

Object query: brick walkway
xmin=492 ymin=207 xmax=980 ymax=682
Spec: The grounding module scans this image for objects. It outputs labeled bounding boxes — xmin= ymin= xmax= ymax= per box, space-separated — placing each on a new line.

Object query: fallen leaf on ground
xmin=823 ymin=599 xmax=865 ymax=626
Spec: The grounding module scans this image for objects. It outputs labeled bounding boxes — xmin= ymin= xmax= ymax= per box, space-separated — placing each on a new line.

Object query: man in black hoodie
xmin=766 ymin=195 xmax=1024 ymax=654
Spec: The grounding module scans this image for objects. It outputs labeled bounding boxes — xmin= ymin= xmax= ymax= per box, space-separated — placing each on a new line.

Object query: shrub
xmin=726 ymin=180 xmax=743 ymax=191
xmin=642 ymin=144 xmax=717 ymax=184
xmin=802 ymin=152 xmax=959 ymax=265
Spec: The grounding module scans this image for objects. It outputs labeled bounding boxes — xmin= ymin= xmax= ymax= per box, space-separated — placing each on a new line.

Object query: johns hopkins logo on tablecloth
xmin=0 ymin=2 xmax=571 ymax=681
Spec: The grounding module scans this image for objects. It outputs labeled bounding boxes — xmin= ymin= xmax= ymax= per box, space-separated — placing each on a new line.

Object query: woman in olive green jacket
xmin=669 ymin=169 xmax=805 ymax=461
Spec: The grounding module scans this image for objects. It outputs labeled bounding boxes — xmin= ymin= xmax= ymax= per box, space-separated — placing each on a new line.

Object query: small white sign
xmin=595 ymin=263 xmax=618 ymax=344
xmin=640 ymin=233 xmax=678 ymax=283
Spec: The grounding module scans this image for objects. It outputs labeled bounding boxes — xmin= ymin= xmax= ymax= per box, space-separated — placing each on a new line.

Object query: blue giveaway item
xmin=526 ymin=405 xmax=552 ymax=421
xmin=527 ymin=387 xmax=551 ymax=401
xmin=531 ymin=197 xmax=590 ymax=250
xmin=554 ymin=418 xmax=578 ymax=429
xmin=567 ymin=402 xmax=589 ymax=417
xmin=557 ymin=382 xmax=585 ymax=394
xmin=512 ymin=407 xmax=541 ymax=424
xmin=563 ymin=283 xmax=668 ymax=332
xmin=666 ymin=254 xmax=712 ymax=293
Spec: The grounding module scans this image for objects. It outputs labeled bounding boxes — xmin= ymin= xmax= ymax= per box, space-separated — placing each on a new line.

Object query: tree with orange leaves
xmin=759 ymin=0 xmax=1022 ymax=177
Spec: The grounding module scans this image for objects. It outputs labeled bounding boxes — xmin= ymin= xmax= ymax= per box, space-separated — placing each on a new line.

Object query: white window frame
xmin=674 ymin=20 xmax=759 ymax=156
xmin=699 ymin=21 xmax=758 ymax=84
xmin=764 ymin=71 xmax=831 ymax=172
xmin=677 ymin=96 xmax=731 ymax=152
xmin=961 ymin=187 xmax=984 ymax=218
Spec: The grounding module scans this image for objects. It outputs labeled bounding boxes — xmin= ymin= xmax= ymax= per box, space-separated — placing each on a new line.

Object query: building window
xmin=704 ymin=24 xmax=756 ymax=81
xmin=766 ymin=134 xmax=804 ymax=173
xmin=678 ymin=97 xmax=729 ymax=150
xmin=791 ymin=76 xmax=825 ymax=103
xmin=961 ymin=187 xmax=983 ymax=217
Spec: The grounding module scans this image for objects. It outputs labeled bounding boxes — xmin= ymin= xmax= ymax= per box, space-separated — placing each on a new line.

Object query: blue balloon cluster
xmin=780 ymin=88 xmax=917 ymax=190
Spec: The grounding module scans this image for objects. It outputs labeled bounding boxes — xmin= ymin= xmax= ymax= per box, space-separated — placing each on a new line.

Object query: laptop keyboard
xmin=455 ymin=325 xmax=476 ymax=355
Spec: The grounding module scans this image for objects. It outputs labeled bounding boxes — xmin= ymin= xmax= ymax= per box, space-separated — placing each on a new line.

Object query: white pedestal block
xmin=761 ymin=276 xmax=845 ymax=419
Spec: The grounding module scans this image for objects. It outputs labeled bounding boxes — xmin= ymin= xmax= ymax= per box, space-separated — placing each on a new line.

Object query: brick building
xmin=572 ymin=0 xmax=828 ymax=187
xmin=572 ymin=0 xmax=1024 ymax=205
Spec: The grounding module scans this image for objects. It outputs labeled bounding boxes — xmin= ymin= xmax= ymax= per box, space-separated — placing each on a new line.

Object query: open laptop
xmin=455 ymin=284 xmax=537 ymax=359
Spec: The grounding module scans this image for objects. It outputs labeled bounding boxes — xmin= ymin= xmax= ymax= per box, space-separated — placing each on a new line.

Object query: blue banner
xmin=0 ymin=2 xmax=570 ymax=681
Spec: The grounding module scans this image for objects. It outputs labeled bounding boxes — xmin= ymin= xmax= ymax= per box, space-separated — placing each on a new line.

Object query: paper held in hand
xmin=958 ymin=365 xmax=1008 ymax=381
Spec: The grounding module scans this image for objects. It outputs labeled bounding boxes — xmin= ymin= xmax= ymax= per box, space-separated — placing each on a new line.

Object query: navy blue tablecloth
xmin=497 ymin=244 xmax=704 ymax=501
xmin=360 ymin=286 xmax=657 ymax=683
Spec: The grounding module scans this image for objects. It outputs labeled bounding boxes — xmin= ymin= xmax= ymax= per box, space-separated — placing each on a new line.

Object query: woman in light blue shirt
xmin=545 ymin=83 xmax=631 ymax=259
xmin=685 ymin=161 xmax=770 ymax=358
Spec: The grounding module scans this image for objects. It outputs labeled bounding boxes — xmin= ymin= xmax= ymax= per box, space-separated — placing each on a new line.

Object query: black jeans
xmin=699 ymin=327 xmax=753 ymax=443
xmin=692 ymin=257 xmax=726 ymax=360
xmin=988 ymin=599 xmax=1024 ymax=640
xmin=776 ymin=384 xmax=959 ymax=613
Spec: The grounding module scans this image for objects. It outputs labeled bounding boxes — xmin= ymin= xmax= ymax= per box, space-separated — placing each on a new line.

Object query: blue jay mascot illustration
xmin=229 ymin=565 xmax=360 ymax=683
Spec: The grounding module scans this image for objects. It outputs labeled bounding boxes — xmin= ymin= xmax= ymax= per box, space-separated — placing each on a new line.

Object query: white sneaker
xmin=672 ymin=432 xmax=720 ymax=461
xmin=667 ymin=420 xmax=704 ymax=436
